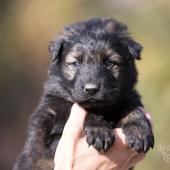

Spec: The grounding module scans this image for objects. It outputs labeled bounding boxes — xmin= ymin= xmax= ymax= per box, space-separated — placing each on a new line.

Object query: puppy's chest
xmin=51 ymin=105 xmax=122 ymax=132
xmin=87 ymin=107 xmax=122 ymax=128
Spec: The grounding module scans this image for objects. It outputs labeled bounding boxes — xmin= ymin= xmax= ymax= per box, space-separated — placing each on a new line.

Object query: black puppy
xmin=14 ymin=18 xmax=154 ymax=170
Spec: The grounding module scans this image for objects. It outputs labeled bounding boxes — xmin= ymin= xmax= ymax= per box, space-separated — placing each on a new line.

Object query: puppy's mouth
xmin=78 ymin=98 xmax=112 ymax=108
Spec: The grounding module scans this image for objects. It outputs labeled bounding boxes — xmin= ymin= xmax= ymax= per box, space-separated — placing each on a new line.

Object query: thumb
xmin=63 ymin=103 xmax=87 ymax=136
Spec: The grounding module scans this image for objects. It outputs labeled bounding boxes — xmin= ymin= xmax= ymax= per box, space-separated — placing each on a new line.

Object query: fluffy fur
xmin=13 ymin=18 xmax=154 ymax=170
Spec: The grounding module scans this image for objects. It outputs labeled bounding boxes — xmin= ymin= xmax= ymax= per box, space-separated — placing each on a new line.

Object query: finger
xmin=113 ymin=128 xmax=128 ymax=151
xmin=54 ymin=104 xmax=87 ymax=169
xmin=54 ymin=137 xmax=75 ymax=170
xmin=113 ymin=128 xmax=139 ymax=157
xmin=63 ymin=103 xmax=87 ymax=137
xmin=128 ymin=153 xmax=145 ymax=167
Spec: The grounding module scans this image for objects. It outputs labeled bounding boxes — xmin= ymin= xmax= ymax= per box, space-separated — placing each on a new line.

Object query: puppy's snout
xmin=83 ymin=83 xmax=100 ymax=95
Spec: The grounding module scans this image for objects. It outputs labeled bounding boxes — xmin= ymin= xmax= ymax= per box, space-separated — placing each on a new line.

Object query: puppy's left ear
xmin=49 ymin=38 xmax=64 ymax=62
xmin=122 ymin=38 xmax=143 ymax=60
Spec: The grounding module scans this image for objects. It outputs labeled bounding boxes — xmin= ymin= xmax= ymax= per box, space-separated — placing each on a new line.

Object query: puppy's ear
xmin=49 ymin=38 xmax=64 ymax=62
xmin=122 ymin=38 xmax=143 ymax=60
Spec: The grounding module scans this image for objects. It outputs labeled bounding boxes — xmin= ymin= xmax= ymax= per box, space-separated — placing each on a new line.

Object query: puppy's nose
xmin=84 ymin=83 xmax=100 ymax=95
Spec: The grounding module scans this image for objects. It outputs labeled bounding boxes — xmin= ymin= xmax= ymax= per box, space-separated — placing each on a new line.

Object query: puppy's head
xmin=46 ymin=18 xmax=142 ymax=107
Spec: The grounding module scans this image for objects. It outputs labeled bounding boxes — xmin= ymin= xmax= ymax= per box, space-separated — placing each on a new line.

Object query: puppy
xmin=13 ymin=18 xmax=154 ymax=170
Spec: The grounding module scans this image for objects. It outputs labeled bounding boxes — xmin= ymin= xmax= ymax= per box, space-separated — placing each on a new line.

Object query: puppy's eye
xmin=68 ymin=61 xmax=80 ymax=68
xmin=103 ymin=59 xmax=119 ymax=67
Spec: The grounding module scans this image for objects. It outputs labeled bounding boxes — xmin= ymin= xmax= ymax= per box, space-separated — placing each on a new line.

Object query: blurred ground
xmin=0 ymin=0 xmax=170 ymax=169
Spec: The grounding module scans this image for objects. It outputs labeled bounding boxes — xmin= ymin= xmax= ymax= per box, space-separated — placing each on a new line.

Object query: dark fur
xmin=13 ymin=18 xmax=154 ymax=170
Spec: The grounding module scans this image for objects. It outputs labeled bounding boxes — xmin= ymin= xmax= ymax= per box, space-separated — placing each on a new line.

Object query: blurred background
xmin=0 ymin=0 xmax=170 ymax=169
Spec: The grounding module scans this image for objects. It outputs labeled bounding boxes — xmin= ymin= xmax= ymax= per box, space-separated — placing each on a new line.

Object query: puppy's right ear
xmin=49 ymin=38 xmax=64 ymax=62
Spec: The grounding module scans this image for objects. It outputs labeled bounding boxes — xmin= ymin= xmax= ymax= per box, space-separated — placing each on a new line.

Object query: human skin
xmin=54 ymin=103 xmax=151 ymax=170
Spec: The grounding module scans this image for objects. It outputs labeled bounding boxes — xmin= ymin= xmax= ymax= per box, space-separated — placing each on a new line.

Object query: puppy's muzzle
xmin=83 ymin=83 xmax=100 ymax=95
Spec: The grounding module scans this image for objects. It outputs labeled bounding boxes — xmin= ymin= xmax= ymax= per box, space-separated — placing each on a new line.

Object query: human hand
xmin=54 ymin=104 xmax=150 ymax=170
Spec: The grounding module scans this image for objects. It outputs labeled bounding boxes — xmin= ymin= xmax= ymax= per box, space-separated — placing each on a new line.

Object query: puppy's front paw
xmin=123 ymin=122 xmax=154 ymax=153
xmin=84 ymin=126 xmax=115 ymax=152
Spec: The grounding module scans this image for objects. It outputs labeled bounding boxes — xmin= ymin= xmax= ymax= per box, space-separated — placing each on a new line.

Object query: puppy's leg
xmin=13 ymin=110 xmax=57 ymax=170
xmin=13 ymin=127 xmax=54 ymax=170
xmin=84 ymin=113 xmax=115 ymax=151
xmin=120 ymin=108 xmax=154 ymax=153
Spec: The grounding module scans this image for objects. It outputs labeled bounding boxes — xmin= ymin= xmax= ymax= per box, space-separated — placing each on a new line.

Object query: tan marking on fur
xmin=104 ymin=50 xmax=121 ymax=78
xmin=112 ymin=65 xmax=119 ymax=78
xmin=37 ymin=158 xmax=54 ymax=170
xmin=62 ymin=47 xmax=82 ymax=80
xmin=65 ymin=49 xmax=82 ymax=64
xmin=62 ymin=64 xmax=76 ymax=80
xmin=47 ymin=107 xmax=56 ymax=115
xmin=117 ymin=109 xmax=142 ymax=127
xmin=105 ymin=49 xmax=121 ymax=60
xmin=104 ymin=21 xmax=116 ymax=33
xmin=62 ymin=46 xmax=82 ymax=80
